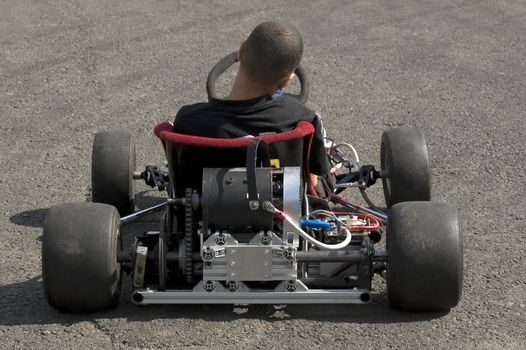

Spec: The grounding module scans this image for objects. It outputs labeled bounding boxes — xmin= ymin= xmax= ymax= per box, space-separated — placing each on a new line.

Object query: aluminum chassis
xmin=117 ymin=187 xmax=389 ymax=305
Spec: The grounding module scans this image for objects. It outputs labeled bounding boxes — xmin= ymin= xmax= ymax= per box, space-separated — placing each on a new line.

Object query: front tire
xmin=381 ymin=127 xmax=431 ymax=207
xmin=92 ymin=130 xmax=136 ymax=215
xmin=387 ymin=201 xmax=463 ymax=311
xmin=42 ymin=202 xmax=122 ymax=312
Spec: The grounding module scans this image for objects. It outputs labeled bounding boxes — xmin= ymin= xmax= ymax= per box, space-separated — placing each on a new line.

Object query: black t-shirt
xmin=173 ymin=95 xmax=330 ymax=175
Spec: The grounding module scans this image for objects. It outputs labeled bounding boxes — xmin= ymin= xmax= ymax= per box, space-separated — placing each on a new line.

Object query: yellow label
xmin=270 ymin=159 xmax=280 ymax=168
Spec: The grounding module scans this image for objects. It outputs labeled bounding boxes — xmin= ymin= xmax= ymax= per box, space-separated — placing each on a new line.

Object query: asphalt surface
xmin=1 ymin=0 xmax=525 ymax=349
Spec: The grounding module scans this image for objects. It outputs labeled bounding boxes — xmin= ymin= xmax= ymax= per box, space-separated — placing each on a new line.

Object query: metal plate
xmin=225 ymin=246 xmax=272 ymax=281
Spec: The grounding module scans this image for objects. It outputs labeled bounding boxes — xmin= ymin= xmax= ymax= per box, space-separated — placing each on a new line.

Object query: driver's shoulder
xmin=275 ymin=95 xmax=316 ymax=121
xmin=173 ymin=101 xmax=214 ymax=132
xmin=176 ymin=101 xmax=212 ymax=118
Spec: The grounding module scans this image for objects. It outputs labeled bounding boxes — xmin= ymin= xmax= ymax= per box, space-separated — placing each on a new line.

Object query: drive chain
xmin=184 ymin=188 xmax=194 ymax=284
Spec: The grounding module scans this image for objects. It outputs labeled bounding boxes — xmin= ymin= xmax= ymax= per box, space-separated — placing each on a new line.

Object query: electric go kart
xmin=42 ymin=52 xmax=462 ymax=312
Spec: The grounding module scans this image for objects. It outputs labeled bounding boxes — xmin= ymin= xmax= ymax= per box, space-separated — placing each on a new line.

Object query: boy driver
xmin=174 ymin=21 xmax=331 ymax=194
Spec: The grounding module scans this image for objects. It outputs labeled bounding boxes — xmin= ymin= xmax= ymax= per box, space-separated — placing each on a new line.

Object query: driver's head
xmin=239 ymin=21 xmax=303 ymax=90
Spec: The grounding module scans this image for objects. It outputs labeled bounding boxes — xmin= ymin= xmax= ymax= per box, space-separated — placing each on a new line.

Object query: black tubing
xmin=246 ymin=139 xmax=270 ymax=204
xmin=206 ymin=52 xmax=238 ymax=100
xmin=360 ymin=187 xmax=386 ymax=214
xmin=206 ymin=51 xmax=309 ymax=104
xmin=284 ymin=63 xmax=309 ymax=104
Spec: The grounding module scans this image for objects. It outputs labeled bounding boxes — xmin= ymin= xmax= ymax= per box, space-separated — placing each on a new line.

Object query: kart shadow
xmin=7 ymin=190 xmax=165 ymax=230
xmin=0 ymin=274 xmax=448 ymax=327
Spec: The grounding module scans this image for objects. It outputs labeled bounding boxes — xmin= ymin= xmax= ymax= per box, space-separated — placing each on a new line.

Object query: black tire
xmin=380 ymin=127 xmax=431 ymax=206
xmin=92 ymin=130 xmax=135 ymax=215
xmin=387 ymin=202 xmax=463 ymax=311
xmin=42 ymin=202 xmax=122 ymax=312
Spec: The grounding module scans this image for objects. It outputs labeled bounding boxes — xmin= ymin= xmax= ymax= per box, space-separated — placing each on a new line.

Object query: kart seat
xmin=154 ymin=121 xmax=315 ymax=197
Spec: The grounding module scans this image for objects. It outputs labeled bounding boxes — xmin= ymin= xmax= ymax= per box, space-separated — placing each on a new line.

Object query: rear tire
xmin=387 ymin=202 xmax=463 ymax=311
xmin=92 ymin=130 xmax=135 ymax=215
xmin=42 ymin=202 xmax=122 ymax=312
xmin=381 ymin=128 xmax=431 ymax=206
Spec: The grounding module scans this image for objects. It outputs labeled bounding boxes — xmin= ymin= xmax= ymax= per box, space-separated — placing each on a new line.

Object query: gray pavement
xmin=1 ymin=0 xmax=525 ymax=348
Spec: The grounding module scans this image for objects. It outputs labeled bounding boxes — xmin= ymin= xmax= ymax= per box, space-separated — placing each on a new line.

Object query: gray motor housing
xmin=202 ymin=167 xmax=275 ymax=233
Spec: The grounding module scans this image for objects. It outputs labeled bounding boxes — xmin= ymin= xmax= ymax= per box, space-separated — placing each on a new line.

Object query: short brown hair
xmin=241 ymin=21 xmax=304 ymax=86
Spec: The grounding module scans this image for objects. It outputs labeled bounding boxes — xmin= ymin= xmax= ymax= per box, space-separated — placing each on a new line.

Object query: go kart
xmin=42 ymin=52 xmax=462 ymax=312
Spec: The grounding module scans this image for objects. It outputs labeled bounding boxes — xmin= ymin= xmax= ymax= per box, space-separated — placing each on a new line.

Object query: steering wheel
xmin=206 ymin=51 xmax=309 ymax=104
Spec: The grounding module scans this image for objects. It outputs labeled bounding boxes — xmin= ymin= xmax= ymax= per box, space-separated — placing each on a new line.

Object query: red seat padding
xmin=154 ymin=120 xmax=314 ymax=147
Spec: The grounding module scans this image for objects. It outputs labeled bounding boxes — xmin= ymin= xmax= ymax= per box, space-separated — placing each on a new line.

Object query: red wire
xmin=331 ymin=212 xmax=381 ymax=231
xmin=273 ymin=209 xmax=286 ymax=221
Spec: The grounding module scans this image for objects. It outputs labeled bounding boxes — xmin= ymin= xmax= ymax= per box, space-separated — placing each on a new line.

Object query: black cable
xmin=359 ymin=187 xmax=387 ymax=215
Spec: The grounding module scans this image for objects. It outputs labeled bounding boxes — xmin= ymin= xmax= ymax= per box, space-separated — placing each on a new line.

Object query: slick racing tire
xmin=387 ymin=201 xmax=463 ymax=311
xmin=42 ymin=202 xmax=122 ymax=312
xmin=380 ymin=127 xmax=431 ymax=207
xmin=92 ymin=129 xmax=136 ymax=215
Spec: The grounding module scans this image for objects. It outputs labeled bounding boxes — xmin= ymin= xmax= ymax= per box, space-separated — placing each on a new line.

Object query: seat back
xmin=154 ymin=121 xmax=315 ymax=197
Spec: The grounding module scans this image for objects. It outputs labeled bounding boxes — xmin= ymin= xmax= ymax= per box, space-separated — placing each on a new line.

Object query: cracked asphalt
xmin=1 ymin=0 xmax=525 ymax=349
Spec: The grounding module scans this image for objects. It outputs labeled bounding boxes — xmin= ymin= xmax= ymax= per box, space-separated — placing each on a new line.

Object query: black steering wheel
xmin=206 ymin=51 xmax=309 ymax=104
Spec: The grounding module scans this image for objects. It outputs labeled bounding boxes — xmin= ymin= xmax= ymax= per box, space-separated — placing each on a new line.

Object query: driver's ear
xmin=237 ymin=41 xmax=245 ymax=61
xmin=276 ymin=72 xmax=295 ymax=90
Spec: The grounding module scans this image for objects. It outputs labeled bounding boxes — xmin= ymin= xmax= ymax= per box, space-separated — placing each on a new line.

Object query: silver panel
xmin=283 ymin=167 xmax=301 ymax=239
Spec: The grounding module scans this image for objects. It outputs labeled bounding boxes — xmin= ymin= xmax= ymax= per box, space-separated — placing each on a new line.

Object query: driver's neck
xmin=227 ymin=70 xmax=274 ymax=101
